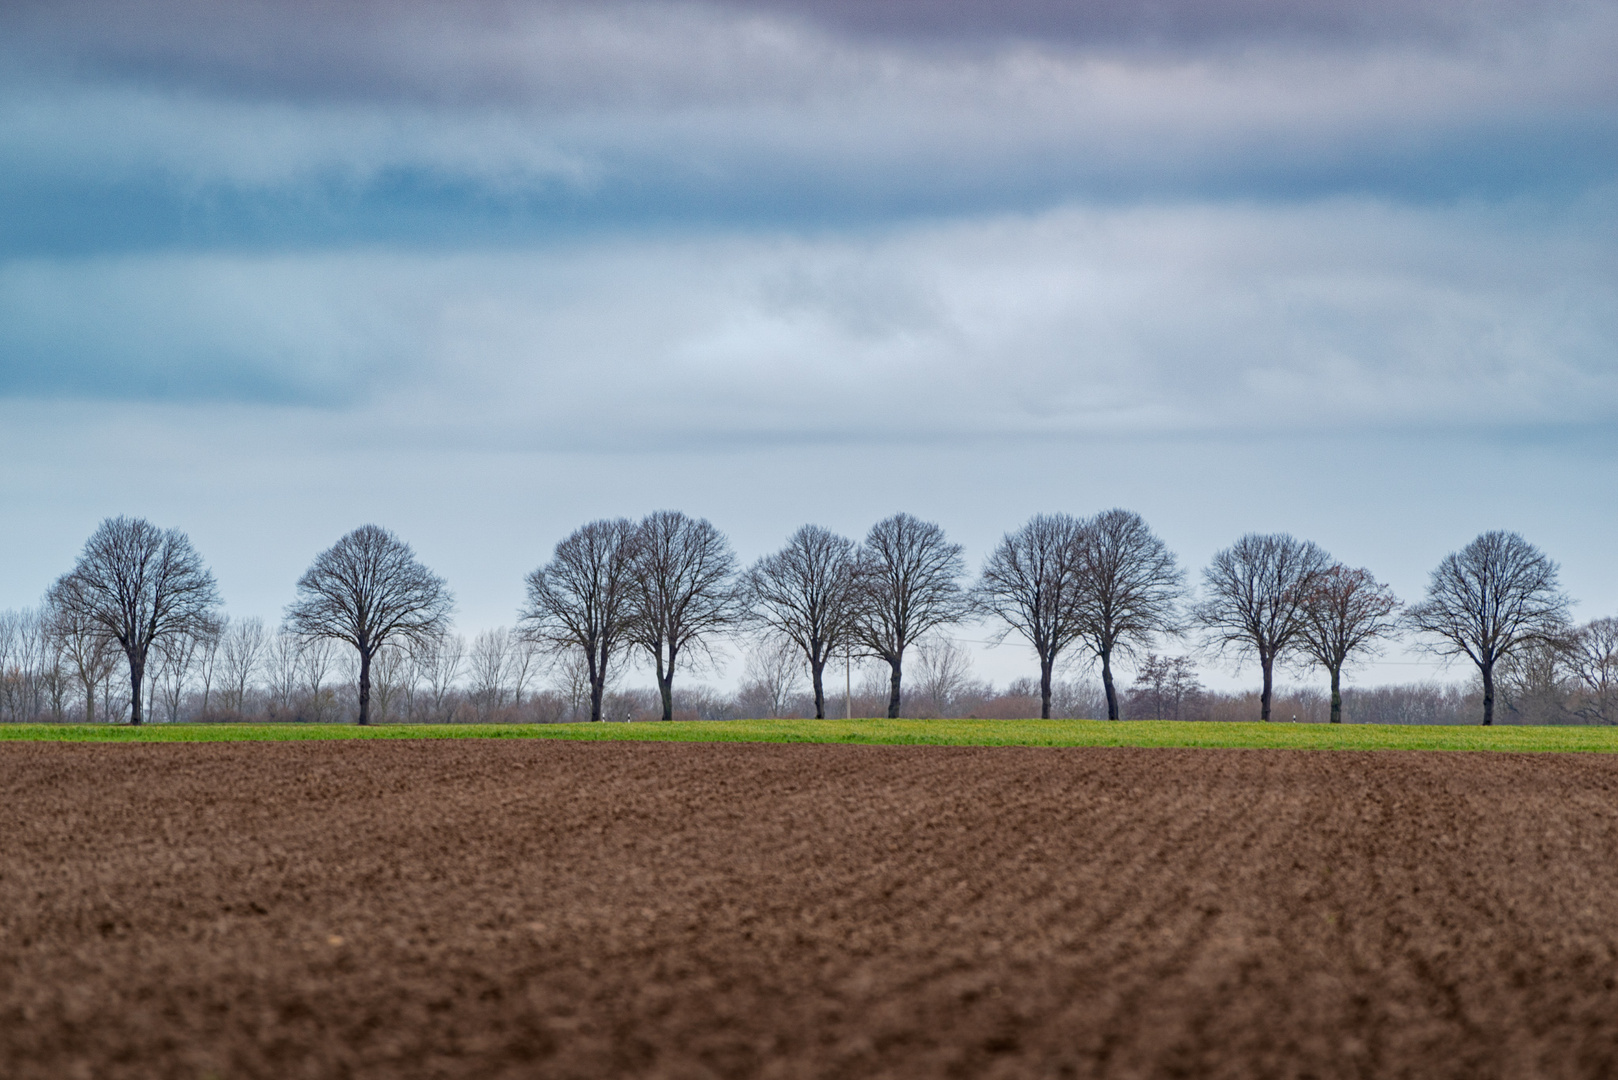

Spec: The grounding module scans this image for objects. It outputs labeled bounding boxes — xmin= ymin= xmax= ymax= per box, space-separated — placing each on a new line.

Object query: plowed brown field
xmin=4 ymin=740 xmax=1618 ymax=1079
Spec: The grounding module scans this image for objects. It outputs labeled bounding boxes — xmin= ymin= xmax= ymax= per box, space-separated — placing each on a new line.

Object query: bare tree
xmin=1073 ymin=509 xmax=1186 ymax=721
xmin=219 ymin=616 xmax=267 ymax=715
xmin=1566 ymin=617 xmax=1618 ymax=724
xmin=1296 ymin=565 xmax=1401 ymax=724
xmin=0 ymin=609 xmax=64 ymax=723
xmin=43 ymin=598 xmax=118 ymax=724
xmin=853 ymin=513 xmax=969 ymax=719
xmin=300 ymin=636 xmax=339 ymax=722
xmin=47 ymin=516 xmax=221 ymax=725
xmin=520 ymin=518 xmax=638 ymax=723
xmin=550 ymin=647 xmax=599 ymax=722
xmin=627 ymin=511 xmax=741 ymax=723
xmin=1195 ymin=533 xmax=1332 ymax=722
xmin=0 ymin=610 xmax=50 ymax=722
xmin=414 ymin=631 xmax=465 ymax=722
xmin=192 ymin=620 xmax=224 ymax=718
xmin=0 ymin=610 xmax=26 ymax=722
xmin=737 ymin=635 xmax=806 ymax=718
xmin=974 ymin=513 xmax=1088 ymax=719
xmin=38 ymin=630 xmax=69 ymax=722
xmin=266 ymin=629 xmax=302 ymax=715
xmin=284 ymin=524 xmax=454 ymax=726
xmin=1405 ymin=531 xmax=1572 ymax=726
xmin=744 ymin=524 xmax=859 ymax=720
xmin=910 ymin=635 xmax=977 ymax=718
xmin=467 ymin=627 xmax=513 ymax=719
xmin=1129 ymin=654 xmax=1203 ymax=721
xmin=1497 ymin=638 xmax=1572 ymax=723
xmin=152 ymin=631 xmax=200 ymax=724
xmin=507 ymin=634 xmax=541 ymax=710
xmin=97 ymin=659 xmax=129 ymax=725
xmin=370 ymin=642 xmax=410 ymax=722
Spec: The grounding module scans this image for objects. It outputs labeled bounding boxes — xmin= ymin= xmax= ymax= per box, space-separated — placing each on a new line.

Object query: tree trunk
xmin=1329 ymin=665 xmax=1342 ymax=724
xmin=84 ymin=679 xmax=96 ymax=725
xmin=886 ymin=657 xmax=903 ymax=719
xmin=1101 ymin=649 xmax=1119 ymax=720
xmin=658 ymin=646 xmax=675 ymax=722
xmin=1481 ymin=662 xmax=1495 ymax=726
xmin=357 ymin=646 xmax=372 ymax=726
xmin=1040 ymin=655 xmax=1054 ymax=719
xmin=1260 ymin=653 xmax=1274 ymax=721
xmin=810 ymin=657 xmax=826 ymax=720
xmin=127 ymin=648 xmax=144 ymax=726
xmin=589 ymin=669 xmax=605 ymax=722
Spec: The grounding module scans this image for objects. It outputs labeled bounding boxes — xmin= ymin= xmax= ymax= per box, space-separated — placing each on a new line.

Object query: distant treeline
xmin=0 ymin=619 xmax=1516 ymax=726
xmin=4 ymin=511 xmax=1612 ymax=726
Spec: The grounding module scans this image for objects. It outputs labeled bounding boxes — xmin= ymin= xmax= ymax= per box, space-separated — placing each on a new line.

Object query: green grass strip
xmin=3 ymin=718 xmax=1618 ymax=753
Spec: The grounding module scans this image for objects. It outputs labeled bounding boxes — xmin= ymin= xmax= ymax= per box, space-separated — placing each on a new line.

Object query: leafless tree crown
xmin=219 ymin=616 xmax=268 ymax=716
xmin=854 ymin=513 xmax=968 ymax=718
xmin=518 ymin=517 xmax=639 ymax=724
xmin=1405 ymin=530 xmax=1571 ymax=725
xmin=42 ymin=592 xmax=119 ymax=724
xmin=737 ymin=635 xmax=807 ymax=719
xmin=284 ymin=524 xmax=453 ymax=725
xmin=1568 ymin=618 xmax=1618 ymax=699
xmin=744 ymin=524 xmax=859 ymax=720
xmin=47 ymin=516 xmax=221 ymax=725
xmin=975 ymin=512 xmax=1088 ymax=719
xmin=1195 ymin=532 xmax=1331 ymax=721
xmin=628 ymin=510 xmax=741 ymax=723
xmin=1073 ymin=509 xmax=1185 ymax=721
xmin=1130 ymin=654 xmax=1203 ymax=721
xmin=1296 ymin=565 xmax=1402 ymax=723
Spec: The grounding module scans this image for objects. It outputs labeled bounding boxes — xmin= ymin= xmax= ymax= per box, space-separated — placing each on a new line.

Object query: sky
xmin=2 ymin=0 xmax=1615 ymax=693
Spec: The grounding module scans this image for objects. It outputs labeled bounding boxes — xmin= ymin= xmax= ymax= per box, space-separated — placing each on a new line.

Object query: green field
xmin=3 ymin=717 xmax=1618 ymax=753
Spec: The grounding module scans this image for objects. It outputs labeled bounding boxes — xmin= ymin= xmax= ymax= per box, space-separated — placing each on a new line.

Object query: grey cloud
xmin=3 ymin=0 xmax=1612 ymax=257
xmin=4 ymin=0 xmax=1608 ymax=111
xmin=440 ymin=196 xmax=1618 ymax=444
xmin=16 ymin=195 xmax=1603 ymax=434
xmin=719 ymin=0 xmax=1590 ymax=46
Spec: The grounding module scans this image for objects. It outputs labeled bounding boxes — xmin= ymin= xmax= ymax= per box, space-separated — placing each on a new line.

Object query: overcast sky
xmin=2 ymin=0 xmax=1615 ymax=692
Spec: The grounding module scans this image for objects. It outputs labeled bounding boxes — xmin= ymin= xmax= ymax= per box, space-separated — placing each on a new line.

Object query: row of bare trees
xmin=6 ymin=602 xmax=1552 ymax=727
xmin=18 ymin=512 xmax=1601 ymax=726
xmin=524 ymin=512 xmax=1588 ymax=727
xmin=519 ymin=510 xmax=967 ymax=723
xmin=1194 ymin=530 xmax=1576 ymax=725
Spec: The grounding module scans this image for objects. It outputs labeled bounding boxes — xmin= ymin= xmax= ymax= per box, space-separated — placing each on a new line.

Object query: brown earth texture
xmin=5 ymin=740 xmax=1618 ymax=1079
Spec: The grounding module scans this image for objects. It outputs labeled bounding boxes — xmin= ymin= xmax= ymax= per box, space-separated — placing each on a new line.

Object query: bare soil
xmin=4 ymin=740 xmax=1618 ymax=1079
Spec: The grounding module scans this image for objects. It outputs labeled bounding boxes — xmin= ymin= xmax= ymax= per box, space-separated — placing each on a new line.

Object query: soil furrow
xmin=5 ymin=740 xmax=1618 ymax=1078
